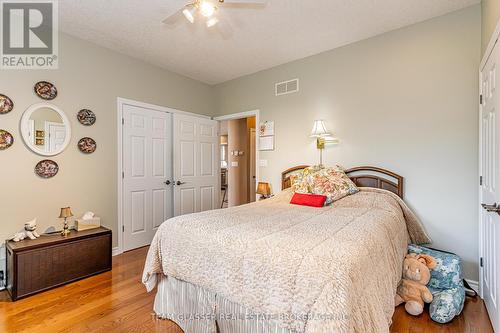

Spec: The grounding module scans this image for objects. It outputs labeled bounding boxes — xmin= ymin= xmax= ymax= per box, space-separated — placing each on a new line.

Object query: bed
xmin=142 ymin=166 xmax=430 ymax=333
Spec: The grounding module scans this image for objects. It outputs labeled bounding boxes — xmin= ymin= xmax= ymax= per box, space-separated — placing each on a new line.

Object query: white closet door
xmin=123 ymin=105 xmax=173 ymax=251
xmin=480 ymin=39 xmax=500 ymax=333
xmin=173 ymin=114 xmax=219 ymax=216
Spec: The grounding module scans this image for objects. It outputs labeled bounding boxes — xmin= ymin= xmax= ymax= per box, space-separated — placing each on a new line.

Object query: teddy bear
xmin=395 ymin=252 xmax=437 ymax=316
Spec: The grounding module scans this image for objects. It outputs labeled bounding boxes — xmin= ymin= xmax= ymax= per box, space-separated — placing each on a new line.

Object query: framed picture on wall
xmin=259 ymin=135 xmax=274 ymax=151
xmin=35 ymin=130 xmax=45 ymax=138
xmin=35 ymin=138 xmax=44 ymax=146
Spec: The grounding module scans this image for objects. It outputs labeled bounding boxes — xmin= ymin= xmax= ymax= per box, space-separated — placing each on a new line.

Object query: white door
xmin=123 ymin=104 xmax=173 ymax=251
xmin=173 ymin=114 xmax=219 ymax=216
xmin=47 ymin=122 xmax=66 ymax=153
xmin=480 ymin=40 xmax=500 ymax=333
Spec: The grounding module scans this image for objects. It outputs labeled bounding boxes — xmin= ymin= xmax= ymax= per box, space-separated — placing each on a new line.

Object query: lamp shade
xmin=310 ymin=120 xmax=330 ymax=137
xmin=59 ymin=207 xmax=73 ymax=218
xmin=220 ymin=135 xmax=228 ymax=145
xmin=256 ymin=182 xmax=271 ymax=196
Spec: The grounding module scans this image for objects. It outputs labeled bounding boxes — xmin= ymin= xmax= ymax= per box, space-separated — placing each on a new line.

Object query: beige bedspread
xmin=143 ymin=188 xmax=430 ymax=333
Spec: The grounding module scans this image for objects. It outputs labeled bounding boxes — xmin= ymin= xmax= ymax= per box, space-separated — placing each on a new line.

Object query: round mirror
xmin=21 ymin=103 xmax=71 ymax=156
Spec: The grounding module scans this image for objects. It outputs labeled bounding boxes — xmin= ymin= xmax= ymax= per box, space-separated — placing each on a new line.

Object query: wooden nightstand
xmin=6 ymin=227 xmax=112 ymax=301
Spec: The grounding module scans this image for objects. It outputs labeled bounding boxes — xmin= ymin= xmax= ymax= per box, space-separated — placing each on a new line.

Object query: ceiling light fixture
xmin=182 ymin=5 xmax=196 ymax=23
xmin=199 ymin=1 xmax=216 ymax=17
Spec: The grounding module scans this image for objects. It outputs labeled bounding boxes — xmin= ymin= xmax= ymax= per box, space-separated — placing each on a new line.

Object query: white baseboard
xmin=465 ymin=279 xmax=479 ymax=293
xmin=112 ymin=247 xmax=123 ymax=256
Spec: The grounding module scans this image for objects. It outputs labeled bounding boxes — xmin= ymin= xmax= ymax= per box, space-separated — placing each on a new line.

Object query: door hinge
xmin=122 ymin=225 xmax=125 ymax=232
xmin=480 ymin=257 xmax=484 ymax=267
xmin=122 ymin=118 xmax=124 ymax=125
xmin=122 ymin=171 xmax=124 ymax=179
xmin=480 ymin=176 xmax=483 ymax=186
xmin=480 ymin=94 xmax=483 ymax=105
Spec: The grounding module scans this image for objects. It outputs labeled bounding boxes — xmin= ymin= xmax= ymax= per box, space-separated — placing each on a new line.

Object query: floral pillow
xmin=310 ymin=166 xmax=359 ymax=204
xmin=291 ymin=165 xmax=358 ymax=204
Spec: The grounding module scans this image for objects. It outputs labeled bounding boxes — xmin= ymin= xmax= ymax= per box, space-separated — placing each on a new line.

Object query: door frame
xmin=479 ymin=20 xmax=500 ymax=299
xmin=213 ymin=110 xmax=260 ymax=202
xmin=116 ymin=97 xmax=212 ymax=255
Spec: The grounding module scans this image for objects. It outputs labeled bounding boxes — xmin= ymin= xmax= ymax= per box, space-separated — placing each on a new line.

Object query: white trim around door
xmin=116 ymin=97 xmax=212 ymax=255
xmin=213 ymin=110 xmax=260 ymax=202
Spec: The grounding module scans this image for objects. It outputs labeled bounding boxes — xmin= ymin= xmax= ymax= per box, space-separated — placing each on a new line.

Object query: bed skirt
xmin=154 ymin=275 xmax=292 ymax=333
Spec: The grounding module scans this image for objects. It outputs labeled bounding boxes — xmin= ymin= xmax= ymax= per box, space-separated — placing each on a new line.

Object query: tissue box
xmin=75 ymin=217 xmax=101 ymax=231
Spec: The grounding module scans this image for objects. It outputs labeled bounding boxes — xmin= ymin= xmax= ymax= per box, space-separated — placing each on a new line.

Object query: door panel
xmin=123 ymin=104 xmax=173 ymax=251
xmin=480 ymin=42 xmax=500 ymax=332
xmin=173 ymin=114 xmax=219 ymax=216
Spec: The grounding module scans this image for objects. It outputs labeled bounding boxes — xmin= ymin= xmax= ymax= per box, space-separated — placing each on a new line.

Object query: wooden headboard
xmin=281 ymin=165 xmax=404 ymax=199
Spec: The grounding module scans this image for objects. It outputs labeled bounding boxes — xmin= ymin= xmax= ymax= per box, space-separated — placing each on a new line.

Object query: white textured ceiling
xmin=59 ymin=0 xmax=479 ymax=84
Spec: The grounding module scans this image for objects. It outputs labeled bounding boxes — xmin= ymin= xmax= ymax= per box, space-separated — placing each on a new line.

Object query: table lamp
xmin=59 ymin=207 xmax=73 ymax=236
xmin=256 ymin=182 xmax=271 ymax=199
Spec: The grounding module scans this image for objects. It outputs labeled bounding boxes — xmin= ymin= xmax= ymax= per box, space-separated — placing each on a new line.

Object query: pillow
xmin=290 ymin=193 xmax=327 ymax=207
xmin=309 ymin=166 xmax=359 ymax=204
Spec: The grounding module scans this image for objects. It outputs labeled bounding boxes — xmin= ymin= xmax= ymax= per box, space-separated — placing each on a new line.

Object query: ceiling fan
xmin=163 ymin=0 xmax=267 ymax=29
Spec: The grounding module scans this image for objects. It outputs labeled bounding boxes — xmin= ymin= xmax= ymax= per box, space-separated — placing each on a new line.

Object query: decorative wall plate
xmin=35 ymin=160 xmax=59 ymax=178
xmin=78 ymin=137 xmax=96 ymax=154
xmin=77 ymin=109 xmax=96 ymax=126
xmin=0 ymin=94 xmax=14 ymax=114
xmin=34 ymin=81 xmax=57 ymax=100
xmin=0 ymin=129 xmax=14 ymax=150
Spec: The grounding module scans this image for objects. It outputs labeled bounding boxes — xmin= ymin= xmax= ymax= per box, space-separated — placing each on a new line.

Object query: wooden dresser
xmin=6 ymin=227 xmax=112 ymax=301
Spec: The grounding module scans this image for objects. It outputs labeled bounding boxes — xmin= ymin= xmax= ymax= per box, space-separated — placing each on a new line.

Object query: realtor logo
xmin=1 ymin=0 xmax=58 ymax=69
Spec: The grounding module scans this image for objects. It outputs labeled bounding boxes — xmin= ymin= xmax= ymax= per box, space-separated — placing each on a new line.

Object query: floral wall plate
xmin=35 ymin=160 xmax=59 ymax=178
xmin=78 ymin=137 xmax=96 ymax=154
xmin=0 ymin=94 xmax=14 ymax=114
xmin=0 ymin=129 xmax=14 ymax=150
xmin=77 ymin=109 xmax=96 ymax=126
xmin=34 ymin=81 xmax=57 ymax=100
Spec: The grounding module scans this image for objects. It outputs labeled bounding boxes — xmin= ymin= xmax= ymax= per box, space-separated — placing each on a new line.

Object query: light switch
xmin=259 ymin=159 xmax=268 ymax=167
xmin=231 ymin=161 xmax=238 ymax=167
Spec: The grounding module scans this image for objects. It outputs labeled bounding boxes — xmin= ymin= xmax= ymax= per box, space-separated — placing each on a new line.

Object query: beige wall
xmin=214 ymin=6 xmax=481 ymax=279
xmin=482 ymin=0 xmax=500 ymax=56
xmin=0 ymin=33 xmax=215 ymax=248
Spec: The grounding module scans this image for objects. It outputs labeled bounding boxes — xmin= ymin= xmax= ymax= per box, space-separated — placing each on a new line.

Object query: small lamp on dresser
xmin=59 ymin=207 xmax=73 ymax=236
xmin=256 ymin=182 xmax=271 ymax=200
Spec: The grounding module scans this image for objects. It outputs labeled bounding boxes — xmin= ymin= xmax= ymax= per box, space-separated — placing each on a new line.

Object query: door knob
xmin=482 ymin=203 xmax=500 ymax=214
xmin=176 ymin=181 xmax=186 ymax=186
xmin=164 ymin=180 xmax=171 ymax=185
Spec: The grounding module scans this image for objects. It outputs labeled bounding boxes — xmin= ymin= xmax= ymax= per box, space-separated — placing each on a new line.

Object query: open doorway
xmin=216 ymin=111 xmax=259 ymax=208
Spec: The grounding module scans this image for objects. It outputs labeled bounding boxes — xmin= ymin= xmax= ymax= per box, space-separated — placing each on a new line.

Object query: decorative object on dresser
xmin=78 ymin=137 xmax=97 ymax=154
xmin=75 ymin=211 xmax=101 ymax=231
xmin=9 ymin=218 xmax=41 ymax=242
xmin=59 ymin=207 xmax=74 ymax=236
xmin=256 ymin=182 xmax=271 ymax=199
xmin=6 ymin=227 xmax=112 ymax=301
xmin=34 ymin=81 xmax=57 ymax=100
xmin=77 ymin=109 xmax=96 ymax=126
xmin=34 ymin=159 xmax=59 ymax=178
xmin=0 ymin=129 xmax=14 ymax=150
xmin=0 ymin=94 xmax=14 ymax=114
xmin=310 ymin=120 xmax=339 ymax=167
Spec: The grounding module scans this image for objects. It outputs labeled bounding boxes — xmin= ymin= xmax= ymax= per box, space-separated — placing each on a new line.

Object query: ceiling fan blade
xmin=161 ymin=3 xmax=187 ymax=25
xmin=215 ymin=20 xmax=233 ymax=40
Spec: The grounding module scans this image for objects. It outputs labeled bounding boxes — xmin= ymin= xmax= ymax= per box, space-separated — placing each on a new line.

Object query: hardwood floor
xmin=0 ymin=246 xmax=492 ymax=333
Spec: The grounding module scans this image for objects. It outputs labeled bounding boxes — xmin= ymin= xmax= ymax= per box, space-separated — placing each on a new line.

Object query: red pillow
xmin=290 ymin=193 xmax=327 ymax=207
